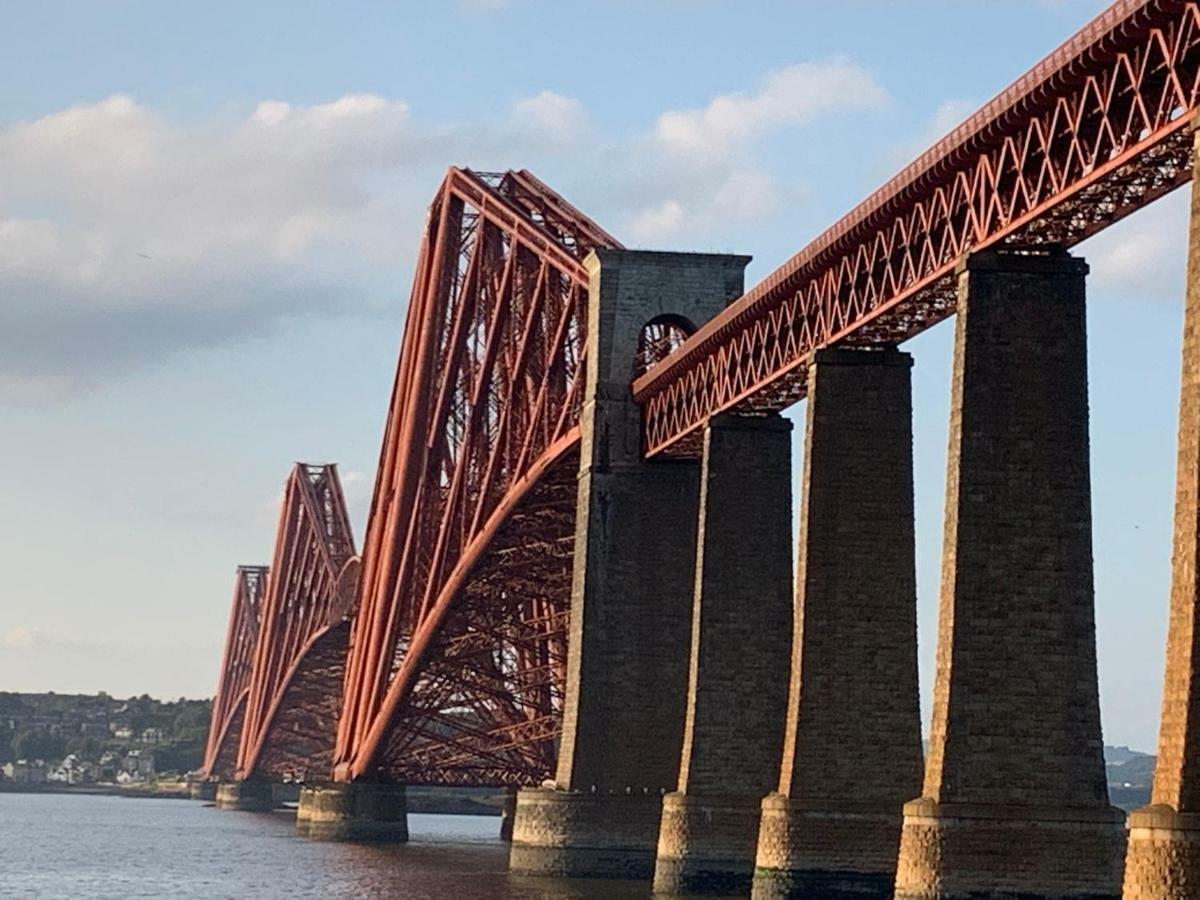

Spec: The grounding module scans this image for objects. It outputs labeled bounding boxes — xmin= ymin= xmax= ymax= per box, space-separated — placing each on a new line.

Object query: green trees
xmin=0 ymin=694 xmax=215 ymax=768
xmin=11 ymin=729 xmax=66 ymax=763
xmin=172 ymin=702 xmax=210 ymax=743
xmin=64 ymin=735 xmax=102 ymax=759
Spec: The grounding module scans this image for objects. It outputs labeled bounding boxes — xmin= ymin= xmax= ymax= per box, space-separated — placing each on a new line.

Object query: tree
xmin=156 ymin=743 xmax=205 ymax=774
xmin=173 ymin=704 xmax=211 ymax=743
xmin=0 ymin=693 xmax=30 ymax=716
xmin=64 ymin=735 xmax=102 ymax=760
xmin=11 ymin=729 xmax=66 ymax=763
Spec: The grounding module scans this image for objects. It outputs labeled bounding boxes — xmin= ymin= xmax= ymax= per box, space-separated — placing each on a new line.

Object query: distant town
xmin=0 ymin=692 xmax=210 ymax=793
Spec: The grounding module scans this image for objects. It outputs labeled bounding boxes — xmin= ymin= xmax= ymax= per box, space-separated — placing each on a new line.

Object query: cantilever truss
xmin=333 ymin=169 xmax=620 ymax=784
xmin=200 ymin=565 xmax=268 ymax=780
xmin=235 ymin=463 xmax=359 ymax=781
xmin=636 ymin=0 xmax=1200 ymax=456
xmin=210 ymin=1 xmax=1200 ymax=790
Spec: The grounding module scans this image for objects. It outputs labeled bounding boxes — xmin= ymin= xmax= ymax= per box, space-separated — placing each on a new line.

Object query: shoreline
xmin=0 ymin=782 xmax=191 ymax=799
xmin=0 ymin=782 xmax=505 ymax=816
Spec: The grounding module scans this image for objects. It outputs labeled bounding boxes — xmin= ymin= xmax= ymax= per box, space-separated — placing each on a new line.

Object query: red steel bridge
xmin=203 ymin=0 xmax=1200 ymax=790
xmin=201 ymin=463 xmax=359 ymax=784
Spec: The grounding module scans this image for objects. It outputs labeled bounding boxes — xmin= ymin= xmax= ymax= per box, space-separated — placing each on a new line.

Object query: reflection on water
xmin=0 ymin=793 xmax=651 ymax=899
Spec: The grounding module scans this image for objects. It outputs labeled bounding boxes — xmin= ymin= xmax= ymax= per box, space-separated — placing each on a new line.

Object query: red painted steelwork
xmin=219 ymin=0 xmax=1200 ymax=789
xmin=235 ymin=464 xmax=359 ymax=781
xmin=333 ymin=169 xmax=619 ymax=784
xmin=634 ymin=0 xmax=1200 ymax=456
xmin=200 ymin=566 xmax=268 ymax=780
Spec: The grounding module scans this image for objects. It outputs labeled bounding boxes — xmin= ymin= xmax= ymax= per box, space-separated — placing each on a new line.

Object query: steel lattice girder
xmin=374 ymin=456 xmax=575 ymax=786
xmin=200 ymin=566 xmax=268 ymax=779
xmin=251 ymin=621 xmax=352 ymax=783
xmin=235 ymin=463 xmax=359 ymax=780
xmin=334 ymin=169 xmax=619 ymax=784
xmin=634 ymin=0 xmax=1200 ymax=457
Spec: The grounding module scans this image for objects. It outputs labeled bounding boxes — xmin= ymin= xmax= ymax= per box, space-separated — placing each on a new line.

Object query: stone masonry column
xmin=295 ymin=782 xmax=408 ymax=841
xmin=189 ymin=779 xmax=218 ymax=802
xmin=1123 ymin=131 xmax=1200 ymax=900
xmin=653 ymin=412 xmax=794 ymax=895
xmin=752 ymin=347 xmax=923 ymax=900
xmin=214 ymin=779 xmax=275 ymax=811
xmin=500 ymin=787 xmax=518 ymax=842
xmin=508 ymin=250 xmax=749 ymax=880
xmin=893 ymin=249 xmax=1124 ymax=900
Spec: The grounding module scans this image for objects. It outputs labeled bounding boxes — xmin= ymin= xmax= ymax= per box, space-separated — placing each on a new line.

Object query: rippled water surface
xmin=0 ymin=793 xmax=652 ymax=899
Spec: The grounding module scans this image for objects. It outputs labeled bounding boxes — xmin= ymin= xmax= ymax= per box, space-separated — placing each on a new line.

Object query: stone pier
xmin=500 ymin=787 xmax=518 ymax=843
xmin=508 ymin=250 xmax=749 ymax=880
xmin=296 ymin=782 xmax=409 ymax=842
xmin=752 ymin=347 xmax=923 ymax=900
xmin=214 ymin=779 xmax=275 ymax=811
xmin=1123 ymin=132 xmax=1200 ymax=900
xmin=189 ymin=779 xmax=218 ymax=802
xmin=893 ymin=250 xmax=1124 ymax=900
xmin=652 ymin=413 xmax=794 ymax=896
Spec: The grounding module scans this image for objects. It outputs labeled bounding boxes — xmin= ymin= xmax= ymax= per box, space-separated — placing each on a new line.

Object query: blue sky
xmin=0 ymin=0 xmax=1181 ymax=751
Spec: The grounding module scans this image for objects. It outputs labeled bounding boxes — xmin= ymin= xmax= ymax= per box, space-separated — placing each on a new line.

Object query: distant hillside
xmin=1105 ymin=745 xmax=1152 ymax=767
xmin=1105 ymin=745 xmax=1154 ymax=811
xmin=0 ymin=691 xmax=211 ymax=774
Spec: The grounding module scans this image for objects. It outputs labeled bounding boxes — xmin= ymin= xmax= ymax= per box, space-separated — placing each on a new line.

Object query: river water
xmin=0 ymin=793 xmax=651 ymax=899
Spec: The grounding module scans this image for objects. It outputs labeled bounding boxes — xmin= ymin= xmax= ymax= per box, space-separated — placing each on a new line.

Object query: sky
xmin=0 ymin=0 xmax=1183 ymax=751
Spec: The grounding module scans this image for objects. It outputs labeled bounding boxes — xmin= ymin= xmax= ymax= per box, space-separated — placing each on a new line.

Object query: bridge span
xmin=198 ymin=2 xmax=1200 ymax=897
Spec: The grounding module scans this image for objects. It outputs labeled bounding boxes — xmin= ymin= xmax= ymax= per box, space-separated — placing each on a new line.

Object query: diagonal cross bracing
xmin=200 ymin=566 xmax=268 ymax=780
xmin=635 ymin=0 xmax=1200 ymax=456
xmin=234 ymin=463 xmax=359 ymax=780
xmin=333 ymin=168 xmax=618 ymax=784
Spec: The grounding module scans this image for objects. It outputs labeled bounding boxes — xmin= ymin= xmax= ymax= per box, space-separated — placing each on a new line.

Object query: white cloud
xmin=341 ymin=469 xmax=367 ymax=488
xmin=930 ymin=99 xmax=976 ymax=136
xmin=879 ymin=98 xmax=978 ymax=176
xmin=1083 ymin=187 xmax=1190 ymax=302
xmin=1 ymin=625 xmax=39 ymax=648
xmin=0 ymin=625 xmax=69 ymax=649
xmin=621 ymin=59 xmax=887 ymax=246
xmin=338 ymin=469 xmax=374 ymax=537
xmin=339 ymin=468 xmax=373 ymax=507
xmin=0 ymin=66 xmax=891 ymax=395
xmin=0 ymin=93 xmax=448 ymax=397
xmin=631 ymin=200 xmax=685 ymax=242
xmin=511 ymin=91 xmax=590 ymax=145
xmin=653 ymin=60 xmax=888 ymax=160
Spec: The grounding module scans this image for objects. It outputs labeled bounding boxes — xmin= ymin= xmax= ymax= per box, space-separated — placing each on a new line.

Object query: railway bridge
xmin=198 ymin=2 xmax=1200 ymax=896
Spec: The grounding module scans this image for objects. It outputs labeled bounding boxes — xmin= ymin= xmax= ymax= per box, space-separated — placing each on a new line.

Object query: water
xmin=0 ymin=793 xmax=651 ymax=899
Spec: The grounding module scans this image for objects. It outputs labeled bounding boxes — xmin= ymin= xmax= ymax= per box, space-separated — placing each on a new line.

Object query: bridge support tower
xmin=751 ymin=346 xmax=923 ymax=899
xmin=1123 ymin=131 xmax=1200 ymax=900
xmin=214 ymin=779 xmax=275 ymax=812
xmin=652 ymin=412 xmax=794 ymax=895
xmin=296 ymin=783 xmax=409 ymax=842
xmin=893 ymin=249 xmax=1123 ymax=899
xmin=509 ymin=249 xmax=750 ymax=880
xmin=189 ymin=779 xmax=218 ymax=802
